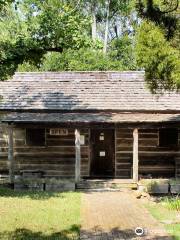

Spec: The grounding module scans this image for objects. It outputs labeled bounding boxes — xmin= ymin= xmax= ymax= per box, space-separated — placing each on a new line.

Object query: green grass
xmin=0 ymin=187 xmax=81 ymax=240
xmin=162 ymin=197 xmax=180 ymax=211
xmin=144 ymin=197 xmax=180 ymax=240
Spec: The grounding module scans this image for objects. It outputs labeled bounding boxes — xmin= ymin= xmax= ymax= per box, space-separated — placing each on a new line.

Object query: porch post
xmin=75 ymin=129 xmax=81 ymax=184
xmin=133 ymin=128 xmax=139 ymax=182
xmin=8 ymin=125 xmax=14 ymax=184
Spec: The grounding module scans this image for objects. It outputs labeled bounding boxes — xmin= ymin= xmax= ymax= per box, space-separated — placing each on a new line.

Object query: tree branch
xmin=160 ymin=0 xmax=179 ymax=13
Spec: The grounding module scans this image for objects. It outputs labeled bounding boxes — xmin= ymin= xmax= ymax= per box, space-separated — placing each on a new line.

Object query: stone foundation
xmin=14 ymin=178 xmax=75 ymax=191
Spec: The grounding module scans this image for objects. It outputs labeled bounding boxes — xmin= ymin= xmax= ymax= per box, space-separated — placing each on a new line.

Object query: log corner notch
xmin=133 ymin=128 xmax=139 ymax=182
xmin=8 ymin=125 xmax=14 ymax=184
xmin=75 ymin=129 xmax=81 ymax=184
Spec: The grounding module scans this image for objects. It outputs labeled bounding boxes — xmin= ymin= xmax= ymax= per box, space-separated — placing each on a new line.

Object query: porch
xmin=1 ymin=112 xmax=180 ymax=189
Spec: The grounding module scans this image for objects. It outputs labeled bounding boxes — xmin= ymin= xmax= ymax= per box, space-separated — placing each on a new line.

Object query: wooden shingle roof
xmin=2 ymin=112 xmax=180 ymax=124
xmin=0 ymin=71 xmax=180 ymax=112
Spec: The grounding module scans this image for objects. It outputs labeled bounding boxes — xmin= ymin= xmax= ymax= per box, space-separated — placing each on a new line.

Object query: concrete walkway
xmin=80 ymin=191 xmax=172 ymax=240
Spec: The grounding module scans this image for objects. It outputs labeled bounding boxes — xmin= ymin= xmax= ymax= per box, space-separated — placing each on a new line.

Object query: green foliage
xmin=136 ymin=0 xmax=179 ymax=39
xmin=0 ymin=0 xmax=139 ymax=79
xmin=136 ymin=21 xmax=180 ymax=92
xmin=110 ymin=35 xmax=137 ymax=70
xmin=19 ymin=48 xmax=125 ymax=72
xmin=1 ymin=0 xmax=179 ymax=92
xmin=0 ymin=0 xmax=13 ymax=10
xmin=0 ymin=0 xmax=91 ymax=80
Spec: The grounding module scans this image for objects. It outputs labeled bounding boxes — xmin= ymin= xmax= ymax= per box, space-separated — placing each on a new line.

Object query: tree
xmin=135 ymin=0 xmax=180 ymax=91
xmin=18 ymin=47 xmax=134 ymax=72
xmin=0 ymin=0 xmax=91 ymax=80
xmin=110 ymin=35 xmax=137 ymax=70
xmin=0 ymin=0 xmax=138 ymax=79
xmin=136 ymin=0 xmax=179 ymax=39
xmin=136 ymin=21 xmax=180 ymax=92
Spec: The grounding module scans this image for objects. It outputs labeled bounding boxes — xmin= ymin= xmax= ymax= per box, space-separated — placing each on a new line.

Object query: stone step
xmin=76 ymin=180 xmax=137 ymax=190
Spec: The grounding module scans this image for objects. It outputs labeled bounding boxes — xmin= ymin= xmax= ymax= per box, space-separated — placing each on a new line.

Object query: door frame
xmin=89 ymin=128 xmax=115 ymax=178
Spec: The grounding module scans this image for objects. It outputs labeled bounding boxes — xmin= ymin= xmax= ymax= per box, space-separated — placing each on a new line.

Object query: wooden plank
xmin=75 ymin=129 xmax=81 ymax=183
xmin=133 ymin=128 xmax=138 ymax=182
xmin=8 ymin=126 xmax=14 ymax=184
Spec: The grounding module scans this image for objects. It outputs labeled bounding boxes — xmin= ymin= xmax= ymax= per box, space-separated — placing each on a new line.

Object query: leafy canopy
xmin=136 ymin=21 xmax=180 ymax=92
xmin=0 ymin=0 xmax=179 ymax=92
xmin=0 ymin=0 xmax=91 ymax=80
xmin=135 ymin=0 xmax=180 ymax=91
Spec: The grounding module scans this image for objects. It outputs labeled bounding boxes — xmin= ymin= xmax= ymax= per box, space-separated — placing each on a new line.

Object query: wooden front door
xmin=90 ymin=129 xmax=115 ymax=177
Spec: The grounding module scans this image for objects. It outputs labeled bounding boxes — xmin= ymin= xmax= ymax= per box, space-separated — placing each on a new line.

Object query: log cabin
xmin=0 ymin=71 xmax=180 ymax=188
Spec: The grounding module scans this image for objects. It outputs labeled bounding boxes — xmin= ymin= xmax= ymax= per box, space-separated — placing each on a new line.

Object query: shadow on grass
xmin=0 ymin=187 xmax=67 ymax=200
xmin=0 ymin=225 xmax=80 ymax=240
xmin=0 ymin=227 xmax=173 ymax=240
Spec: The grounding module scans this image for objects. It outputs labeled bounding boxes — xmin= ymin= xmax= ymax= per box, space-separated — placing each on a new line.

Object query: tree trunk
xmin=91 ymin=2 xmax=97 ymax=42
xmin=103 ymin=0 xmax=110 ymax=54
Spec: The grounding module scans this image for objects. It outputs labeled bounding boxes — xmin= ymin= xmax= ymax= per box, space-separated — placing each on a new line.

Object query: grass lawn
xmin=144 ymin=198 xmax=180 ymax=240
xmin=0 ymin=187 xmax=81 ymax=240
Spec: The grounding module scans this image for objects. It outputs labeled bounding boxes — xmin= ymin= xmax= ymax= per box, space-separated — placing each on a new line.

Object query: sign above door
xmin=50 ymin=128 xmax=68 ymax=136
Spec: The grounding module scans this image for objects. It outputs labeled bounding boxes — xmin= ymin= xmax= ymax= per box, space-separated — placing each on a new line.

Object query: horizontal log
xmin=116 ymin=146 xmax=133 ymax=151
xmin=14 ymin=156 xmax=88 ymax=163
xmin=116 ymin=165 xmax=131 ymax=170
xmin=116 ymin=162 xmax=132 ymax=165
xmin=116 ymin=129 xmax=133 ymax=134
xmin=139 ymin=133 xmax=158 ymax=138
xmin=117 ymin=151 xmax=180 ymax=156
xmin=116 ymin=159 xmax=132 ymax=164
xmin=46 ymin=140 xmax=75 ymax=146
xmin=118 ymin=139 xmax=158 ymax=146
xmin=80 ymin=166 xmax=89 ymax=171
xmin=139 ymin=155 xmax=175 ymax=160
xmin=116 ymin=133 xmax=133 ymax=139
xmin=116 ymin=152 xmax=133 ymax=157
xmin=139 ymin=167 xmax=174 ymax=171
xmin=139 ymin=146 xmax=179 ymax=151
xmin=139 ymin=161 xmax=175 ymax=166
xmin=139 ymin=129 xmax=158 ymax=134
xmin=14 ymin=153 xmax=89 ymax=159
xmin=117 ymin=143 xmax=172 ymax=150
xmin=116 ymin=139 xmax=133 ymax=145
xmin=46 ymin=137 xmax=75 ymax=142
xmin=44 ymin=170 xmax=75 ymax=175
xmin=16 ymin=164 xmax=75 ymax=171
xmin=16 ymin=158 xmax=76 ymax=164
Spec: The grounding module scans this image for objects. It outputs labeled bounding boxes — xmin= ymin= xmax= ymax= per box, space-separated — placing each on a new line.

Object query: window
xmin=26 ymin=128 xmax=45 ymax=146
xmin=159 ymin=128 xmax=178 ymax=147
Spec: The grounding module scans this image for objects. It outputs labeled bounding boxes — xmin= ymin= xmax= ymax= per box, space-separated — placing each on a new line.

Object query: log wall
xmin=115 ymin=127 xmax=180 ymax=179
xmin=138 ymin=129 xmax=178 ymax=178
xmin=0 ymin=126 xmax=90 ymax=178
xmin=0 ymin=124 xmax=180 ymax=179
xmin=115 ymin=128 xmax=133 ymax=178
